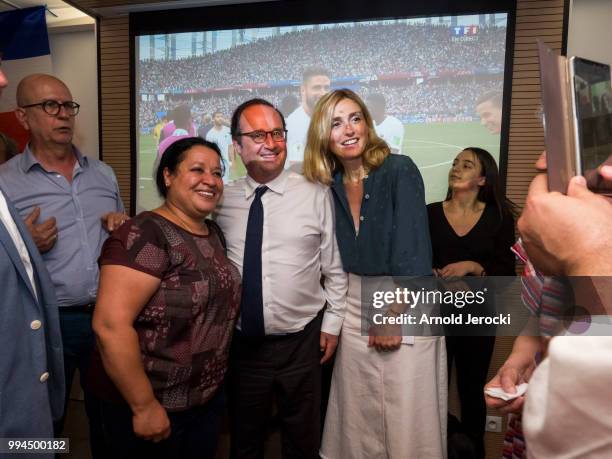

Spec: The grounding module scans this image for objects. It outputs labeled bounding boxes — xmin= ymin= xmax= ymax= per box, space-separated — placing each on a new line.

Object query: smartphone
xmin=569 ymin=57 xmax=612 ymax=194
xmin=538 ymin=41 xmax=577 ymax=193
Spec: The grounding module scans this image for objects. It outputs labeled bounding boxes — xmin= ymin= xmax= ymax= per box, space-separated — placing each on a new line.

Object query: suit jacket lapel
xmin=0 ymin=196 xmax=39 ymax=303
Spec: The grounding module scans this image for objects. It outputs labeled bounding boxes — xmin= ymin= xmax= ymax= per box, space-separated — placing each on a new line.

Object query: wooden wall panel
xmin=99 ymin=16 xmax=131 ymax=213
xmin=506 ymin=0 xmax=565 ymax=207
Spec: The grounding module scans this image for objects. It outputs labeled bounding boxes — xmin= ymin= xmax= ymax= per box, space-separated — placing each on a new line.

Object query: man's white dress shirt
xmin=215 ymin=169 xmax=347 ymax=335
xmin=285 ymin=106 xmax=310 ymax=166
xmin=375 ymin=115 xmax=405 ymax=154
xmin=0 ymin=190 xmax=37 ymax=298
xmin=524 ymin=336 xmax=612 ymax=459
xmin=205 ymin=125 xmax=233 ymax=181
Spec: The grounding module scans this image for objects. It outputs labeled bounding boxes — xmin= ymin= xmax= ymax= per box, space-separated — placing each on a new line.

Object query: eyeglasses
xmin=19 ymin=100 xmax=80 ymax=117
xmin=236 ymin=129 xmax=287 ymax=144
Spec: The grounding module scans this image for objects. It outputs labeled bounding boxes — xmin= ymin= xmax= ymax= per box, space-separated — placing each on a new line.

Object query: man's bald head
xmin=17 ymin=74 xmax=70 ymax=106
xmin=15 ymin=74 xmax=75 ymax=152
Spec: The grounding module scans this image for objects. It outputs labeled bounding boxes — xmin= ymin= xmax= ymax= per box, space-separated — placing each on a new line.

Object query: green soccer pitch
xmin=136 ymin=121 xmax=500 ymax=213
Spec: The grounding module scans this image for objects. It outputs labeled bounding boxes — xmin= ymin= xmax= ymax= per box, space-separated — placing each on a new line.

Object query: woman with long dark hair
xmin=427 ymin=147 xmax=516 ymax=458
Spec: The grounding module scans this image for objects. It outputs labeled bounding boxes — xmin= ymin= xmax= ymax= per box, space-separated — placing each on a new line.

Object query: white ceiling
xmin=0 ymin=0 xmax=274 ymax=25
xmin=0 ymin=0 xmax=94 ymax=27
xmin=91 ymin=0 xmax=270 ymax=16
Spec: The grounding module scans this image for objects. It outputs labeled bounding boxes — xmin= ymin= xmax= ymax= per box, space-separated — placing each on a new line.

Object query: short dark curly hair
xmin=155 ymin=137 xmax=224 ymax=198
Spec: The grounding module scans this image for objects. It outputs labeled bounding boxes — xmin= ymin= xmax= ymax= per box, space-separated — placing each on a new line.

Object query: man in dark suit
xmin=0 ymin=60 xmax=65 ymax=457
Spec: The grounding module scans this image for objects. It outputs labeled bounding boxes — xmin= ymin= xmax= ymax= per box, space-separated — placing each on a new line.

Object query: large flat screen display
xmin=135 ymin=14 xmax=509 ymax=212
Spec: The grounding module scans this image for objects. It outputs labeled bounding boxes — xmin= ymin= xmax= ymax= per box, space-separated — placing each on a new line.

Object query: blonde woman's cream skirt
xmin=321 ymin=274 xmax=447 ymax=459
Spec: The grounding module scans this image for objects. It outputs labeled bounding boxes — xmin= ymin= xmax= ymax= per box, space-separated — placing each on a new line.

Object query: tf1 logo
xmin=451 ymin=26 xmax=479 ymax=36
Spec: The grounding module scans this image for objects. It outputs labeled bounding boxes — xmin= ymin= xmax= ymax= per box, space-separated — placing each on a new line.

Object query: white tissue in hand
xmin=485 ymin=383 xmax=528 ymax=401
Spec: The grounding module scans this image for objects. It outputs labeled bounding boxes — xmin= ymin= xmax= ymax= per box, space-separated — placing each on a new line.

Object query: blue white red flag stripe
xmin=0 ymin=6 xmax=52 ymax=149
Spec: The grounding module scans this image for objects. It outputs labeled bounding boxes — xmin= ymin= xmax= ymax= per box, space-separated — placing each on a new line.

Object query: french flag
xmin=0 ymin=6 xmax=52 ymax=150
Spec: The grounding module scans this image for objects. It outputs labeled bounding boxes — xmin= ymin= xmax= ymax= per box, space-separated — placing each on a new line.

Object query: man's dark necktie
xmin=240 ymin=185 xmax=268 ymax=337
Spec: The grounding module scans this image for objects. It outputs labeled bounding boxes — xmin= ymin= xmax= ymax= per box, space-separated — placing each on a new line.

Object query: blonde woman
xmin=304 ymin=89 xmax=446 ymax=459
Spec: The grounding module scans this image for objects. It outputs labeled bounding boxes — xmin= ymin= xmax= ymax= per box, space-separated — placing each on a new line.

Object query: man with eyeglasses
xmin=214 ymin=98 xmax=347 ymax=458
xmin=0 ymin=74 xmax=126 ymax=456
xmin=0 ymin=61 xmax=65 ymax=453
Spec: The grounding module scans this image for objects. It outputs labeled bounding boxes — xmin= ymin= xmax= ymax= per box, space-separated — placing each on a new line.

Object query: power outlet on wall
xmin=485 ymin=415 xmax=502 ymax=433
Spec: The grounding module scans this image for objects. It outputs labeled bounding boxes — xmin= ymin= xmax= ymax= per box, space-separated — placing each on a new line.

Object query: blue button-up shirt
xmin=330 ymin=154 xmax=432 ymax=277
xmin=0 ymin=145 xmax=124 ymax=307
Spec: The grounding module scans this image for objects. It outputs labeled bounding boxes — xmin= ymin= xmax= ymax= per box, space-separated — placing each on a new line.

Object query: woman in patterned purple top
xmin=90 ymin=137 xmax=240 ymax=458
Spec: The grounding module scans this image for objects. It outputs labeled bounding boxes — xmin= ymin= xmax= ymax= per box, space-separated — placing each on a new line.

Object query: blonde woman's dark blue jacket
xmin=330 ymin=154 xmax=432 ymax=277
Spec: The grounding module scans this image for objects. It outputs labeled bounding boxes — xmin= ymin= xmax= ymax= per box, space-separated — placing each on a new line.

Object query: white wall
xmin=567 ymin=0 xmax=612 ymax=64
xmin=49 ymin=26 xmax=99 ymax=159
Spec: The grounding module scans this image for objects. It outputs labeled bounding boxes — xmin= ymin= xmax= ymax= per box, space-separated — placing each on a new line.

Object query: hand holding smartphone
xmin=538 ymin=41 xmax=612 ymax=195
